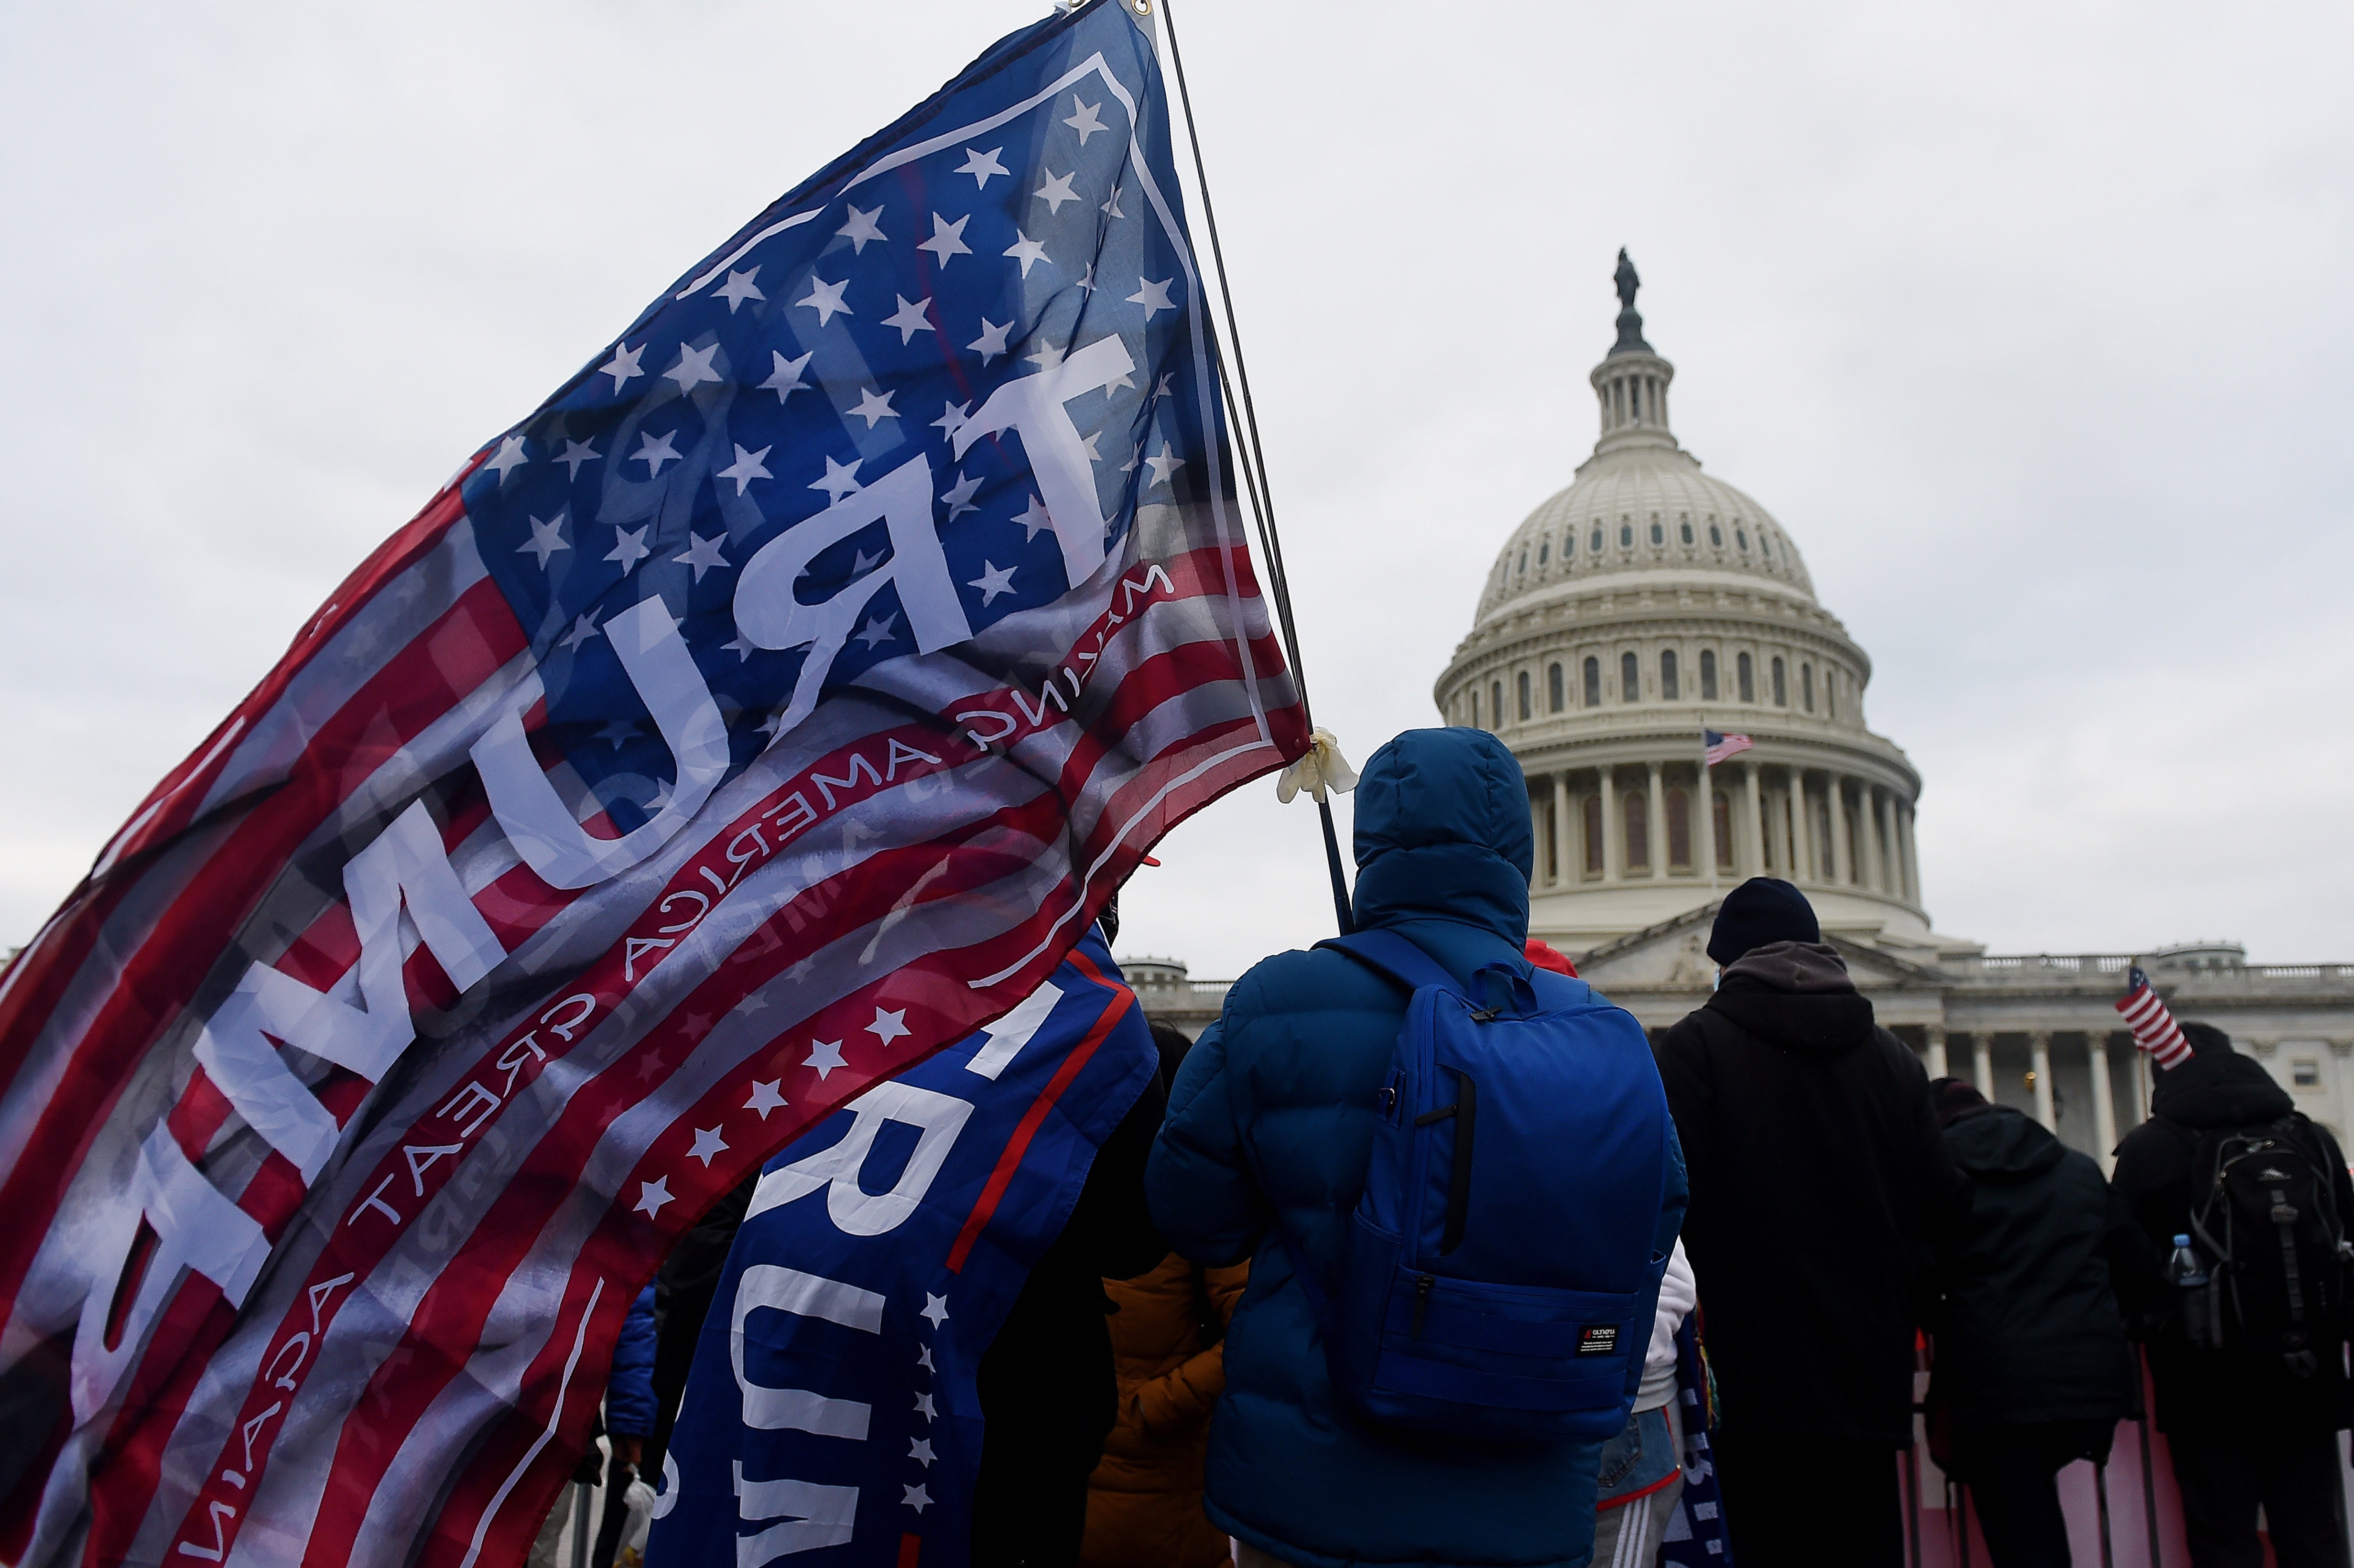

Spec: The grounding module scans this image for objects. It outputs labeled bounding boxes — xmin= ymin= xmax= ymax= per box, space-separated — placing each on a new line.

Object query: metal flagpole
xmin=1148 ymin=0 xmax=1354 ymax=934
xmin=1702 ymin=721 xmax=1719 ymax=903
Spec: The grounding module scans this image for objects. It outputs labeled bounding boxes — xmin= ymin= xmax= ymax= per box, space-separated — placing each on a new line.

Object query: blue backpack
xmin=1288 ymin=929 xmax=1679 ymax=1443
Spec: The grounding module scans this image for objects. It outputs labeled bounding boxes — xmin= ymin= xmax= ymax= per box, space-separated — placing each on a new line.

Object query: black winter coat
xmin=2109 ymin=1049 xmax=2354 ymax=1441
xmin=1655 ymin=941 xmax=1969 ymax=1446
xmin=1929 ymin=1106 xmax=2144 ymax=1433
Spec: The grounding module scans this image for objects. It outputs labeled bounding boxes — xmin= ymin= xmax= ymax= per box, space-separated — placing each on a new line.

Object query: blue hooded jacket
xmin=1147 ymin=728 xmax=1686 ymax=1568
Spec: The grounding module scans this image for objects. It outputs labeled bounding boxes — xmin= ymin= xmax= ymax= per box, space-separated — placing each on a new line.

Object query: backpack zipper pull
xmin=1412 ymin=1273 xmax=1435 ymax=1337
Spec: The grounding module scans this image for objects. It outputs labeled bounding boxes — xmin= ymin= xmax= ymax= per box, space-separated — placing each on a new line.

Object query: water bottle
xmin=2168 ymin=1233 xmax=2223 ymax=1350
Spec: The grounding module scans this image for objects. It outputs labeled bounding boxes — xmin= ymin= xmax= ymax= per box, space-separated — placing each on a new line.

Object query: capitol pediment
xmin=1574 ymin=903 xmax=1950 ymax=998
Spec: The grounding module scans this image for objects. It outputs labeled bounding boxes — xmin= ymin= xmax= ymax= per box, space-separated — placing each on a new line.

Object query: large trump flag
xmin=0 ymin=2 xmax=1305 ymax=1563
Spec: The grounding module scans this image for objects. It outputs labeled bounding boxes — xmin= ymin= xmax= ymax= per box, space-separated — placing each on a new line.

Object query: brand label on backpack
xmin=1578 ymin=1325 xmax=1620 ymax=1356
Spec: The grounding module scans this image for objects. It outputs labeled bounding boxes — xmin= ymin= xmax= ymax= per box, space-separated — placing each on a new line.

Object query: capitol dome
xmin=1436 ymin=253 xmax=1967 ymax=960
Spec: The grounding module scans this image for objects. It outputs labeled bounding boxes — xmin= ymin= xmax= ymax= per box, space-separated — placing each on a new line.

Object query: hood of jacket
xmin=1348 ymin=728 xmax=1530 ymax=947
xmin=1706 ymin=940 xmax=1876 ymax=1056
xmin=1942 ymin=1103 xmax=2067 ymax=1183
xmin=2150 ymin=1045 xmax=2294 ymax=1129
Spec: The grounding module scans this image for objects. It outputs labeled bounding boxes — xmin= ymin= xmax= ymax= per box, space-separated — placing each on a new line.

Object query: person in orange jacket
xmin=1082 ymin=1023 xmax=1249 ymax=1568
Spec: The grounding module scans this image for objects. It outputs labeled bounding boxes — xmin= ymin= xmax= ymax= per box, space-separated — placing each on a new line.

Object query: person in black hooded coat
xmin=1654 ymin=877 xmax=1969 ymax=1568
xmin=2109 ymin=1022 xmax=2354 ymax=1568
xmin=1925 ymin=1080 xmax=2150 ymax=1568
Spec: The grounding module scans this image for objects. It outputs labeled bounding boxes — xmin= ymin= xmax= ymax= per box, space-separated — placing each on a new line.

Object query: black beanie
xmin=2180 ymin=1021 xmax=2233 ymax=1057
xmin=1706 ymin=877 xmax=1821 ymax=966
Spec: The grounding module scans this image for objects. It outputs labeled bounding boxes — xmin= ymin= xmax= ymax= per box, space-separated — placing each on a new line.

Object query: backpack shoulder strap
xmin=1315 ymin=929 xmax=1459 ymax=996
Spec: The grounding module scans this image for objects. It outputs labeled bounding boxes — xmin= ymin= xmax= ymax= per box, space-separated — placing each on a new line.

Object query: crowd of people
xmin=584 ymin=726 xmax=2354 ymax=1568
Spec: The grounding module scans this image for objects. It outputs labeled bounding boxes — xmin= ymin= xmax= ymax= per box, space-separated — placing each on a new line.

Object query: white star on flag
xmin=484 ymin=434 xmax=530 ymax=482
xmin=836 ymin=205 xmax=887 ymax=253
xmin=632 ymin=430 xmax=682 ymax=474
xmin=908 ymin=1438 xmax=935 ymax=1467
xmin=941 ymin=470 xmax=983 ymax=519
xmin=556 ymin=439 xmax=600 ymax=478
xmin=849 ymin=388 xmax=899 ymax=428
xmin=868 ymin=1007 xmax=911 ymax=1046
xmin=606 ymin=526 xmax=651 ymax=570
xmin=810 ymin=455 xmax=863 ymax=503
xmin=902 ymin=1485 xmax=933 ymax=1514
xmin=913 ymin=1392 xmax=938 ymax=1420
xmin=968 ymin=562 xmax=1017 ymax=605
xmin=854 ymin=615 xmax=898 ymax=650
xmin=687 ymin=1126 xmax=729 ymax=1167
xmin=633 ymin=1178 xmax=673 ymax=1217
xmin=1063 ymin=96 xmax=1108 ymax=143
xmin=1145 ymin=443 xmax=1185 ymax=488
xmin=517 ymin=513 xmax=569 ymax=567
xmin=882 ymin=295 xmax=936 ymax=345
xmin=1014 ymin=496 xmax=1054 ymax=540
xmin=955 ymin=146 xmax=1009 ymax=187
xmin=1033 ymin=170 xmax=1080 ymax=213
xmin=1128 ymin=276 xmax=1176 ymax=320
xmin=733 ymin=992 xmax=770 ymax=1018
xmin=715 ymin=268 xmax=765 ymax=312
xmin=674 ymin=530 xmax=732 ymax=580
xmin=744 ymin=1080 xmax=787 ymax=1118
xmin=796 ymin=275 xmax=852 ymax=325
xmin=600 ymin=341 xmax=645 ymax=389
xmin=804 ymin=1038 xmax=847 ymax=1079
xmin=761 ymin=350 xmax=813 ymax=401
xmin=968 ymin=318 xmax=1011 ymax=364
xmin=558 ymin=612 xmax=601 ymax=651
xmin=716 ymin=444 xmax=771 ymax=496
xmin=920 ymin=1293 xmax=950 ymax=1328
xmin=1003 ymin=231 xmax=1052 ymax=277
xmin=934 ymin=401 xmax=973 ymax=441
xmin=918 ymin=213 xmax=972 ymax=267
xmin=664 ymin=342 xmax=724 ymax=391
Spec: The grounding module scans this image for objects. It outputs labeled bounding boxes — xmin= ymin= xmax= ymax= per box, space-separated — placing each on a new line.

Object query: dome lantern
xmin=1592 ymin=250 xmax=1681 ymax=459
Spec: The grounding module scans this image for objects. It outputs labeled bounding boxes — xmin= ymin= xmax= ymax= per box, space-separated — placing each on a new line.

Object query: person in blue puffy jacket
xmin=1146 ymin=727 xmax=1686 ymax=1568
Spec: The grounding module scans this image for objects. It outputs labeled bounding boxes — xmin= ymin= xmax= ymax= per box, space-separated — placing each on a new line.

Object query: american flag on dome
xmin=1703 ymin=728 xmax=1754 ymax=767
xmin=2116 ymin=965 xmax=2194 ymax=1070
xmin=0 ymin=5 xmax=1303 ymax=1566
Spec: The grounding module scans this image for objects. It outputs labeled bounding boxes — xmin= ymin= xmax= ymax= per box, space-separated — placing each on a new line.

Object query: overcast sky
xmin=3 ymin=0 xmax=2349 ymax=977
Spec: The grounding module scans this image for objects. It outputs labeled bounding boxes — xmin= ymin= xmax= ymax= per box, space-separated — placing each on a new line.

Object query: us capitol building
xmin=1130 ymin=253 xmax=2354 ymax=1172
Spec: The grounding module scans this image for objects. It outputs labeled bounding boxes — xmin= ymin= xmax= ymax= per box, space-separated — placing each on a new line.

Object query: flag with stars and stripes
xmin=2116 ymin=965 xmax=2193 ymax=1070
xmin=650 ymin=929 xmax=1157 ymax=1568
xmin=1702 ymin=728 xmax=1753 ymax=768
xmin=0 ymin=3 xmax=1305 ymax=1565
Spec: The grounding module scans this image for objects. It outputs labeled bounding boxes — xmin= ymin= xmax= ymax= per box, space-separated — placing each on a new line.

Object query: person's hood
xmin=1349 ymin=728 xmax=1530 ymax=947
xmin=2150 ymin=1044 xmax=2294 ymax=1129
xmin=1942 ymin=1103 xmax=2067 ymax=1182
xmin=1706 ymin=940 xmax=1876 ymax=1056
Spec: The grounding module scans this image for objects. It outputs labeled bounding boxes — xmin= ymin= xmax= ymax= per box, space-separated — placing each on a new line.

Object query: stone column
xmin=2029 ymin=1031 xmax=2054 ymax=1130
xmin=1899 ymin=802 xmax=1921 ymax=904
xmin=1833 ymin=777 xmax=1856 ymax=886
xmin=1743 ymin=762 xmax=1765 ymax=877
xmin=1699 ymin=763 xmax=1720 ymax=883
xmin=1876 ymin=789 xmax=1898 ymax=896
xmin=1791 ymin=769 xmax=1815 ymax=884
xmin=1925 ymin=1025 xmax=1949 ymax=1080
xmin=1647 ymin=762 xmax=1668 ymax=877
xmin=1973 ymin=1032 xmax=1994 ymax=1099
xmin=1528 ymin=787 xmax=1543 ymax=891
xmin=1599 ymin=768 xmax=1622 ymax=884
xmin=2086 ymin=1030 xmax=2119 ymax=1174
xmin=1553 ymin=772 xmax=1572 ymax=887
xmin=1856 ymin=784 xmax=1881 ymax=892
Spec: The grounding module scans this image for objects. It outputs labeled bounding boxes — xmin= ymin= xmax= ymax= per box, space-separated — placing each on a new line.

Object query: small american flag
xmin=2116 ymin=965 xmax=2193 ymax=1069
xmin=1703 ymin=728 xmax=1754 ymax=767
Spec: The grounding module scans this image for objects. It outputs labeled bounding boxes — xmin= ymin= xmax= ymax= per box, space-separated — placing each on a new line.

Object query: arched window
xmin=1760 ymin=535 xmax=1773 ymax=561
xmin=1700 ymin=649 xmax=1719 ymax=700
xmin=1666 ymin=788 xmax=1692 ymax=869
xmin=1736 ymin=527 xmax=1749 ymax=551
xmin=1619 ymin=523 xmax=1634 ymax=548
xmin=1583 ymin=656 xmax=1602 ymax=708
xmin=1538 ymin=540 xmax=1549 ymax=564
xmin=1649 ymin=519 xmax=1664 ymax=545
xmin=1680 ymin=519 xmax=1694 ymax=544
xmin=1490 ymin=680 xmax=1504 ymax=729
xmin=1517 ymin=670 xmax=1532 ymax=722
xmin=1737 ymin=651 xmax=1755 ymax=703
xmin=1582 ymin=793 xmax=1604 ymax=875
xmin=1590 ymin=528 xmax=1603 ymax=553
xmin=1518 ymin=548 xmax=1528 ymax=575
xmin=1827 ymin=672 xmax=1838 ymax=719
xmin=1771 ymin=657 xmax=1787 ymax=707
xmin=1713 ymin=790 xmax=1736 ymax=870
xmin=1548 ymin=662 xmax=1565 ymax=713
xmin=1661 ymin=649 xmax=1680 ymax=701
xmin=1620 ymin=651 xmax=1640 ymax=703
xmin=1801 ymin=662 xmax=1814 ymax=712
xmin=1709 ymin=523 xmax=1723 ymax=547
xmin=1469 ymin=688 xmax=1479 ymax=727
xmin=1624 ymin=790 xmax=1650 ymax=872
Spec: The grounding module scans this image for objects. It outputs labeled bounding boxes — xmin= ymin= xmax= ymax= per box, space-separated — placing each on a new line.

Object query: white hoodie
xmin=1634 ymin=1239 xmax=1696 ymax=1413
